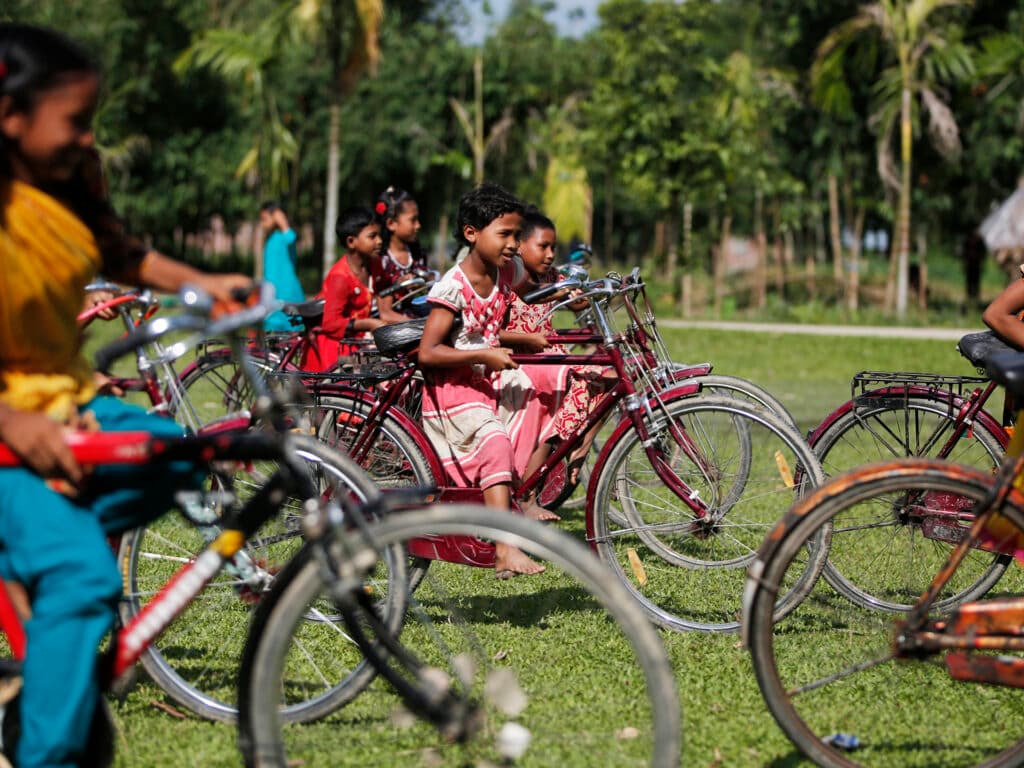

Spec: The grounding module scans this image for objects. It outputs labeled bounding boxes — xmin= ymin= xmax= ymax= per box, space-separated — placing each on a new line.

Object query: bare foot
xmin=495 ymin=543 xmax=545 ymax=578
xmin=520 ymin=497 xmax=561 ymax=522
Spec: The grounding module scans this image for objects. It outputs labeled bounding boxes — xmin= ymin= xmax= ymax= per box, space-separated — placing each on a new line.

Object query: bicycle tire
xmin=172 ymin=349 xmax=278 ymax=426
xmin=744 ymin=459 xmax=1024 ymax=768
xmin=117 ymin=434 xmax=391 ymax=723
xmin=536 ymin=373 xmax=794 ymax=515
xmin=692 ymin=373 xmax=798 ymax=430
xmin=810 ymin=391 xmax=1006 ymax=478
xmin=239 ymin=504 xmax=682 ymax=768
xmin=591 ymin=394 xmax=826 ymax=632
xmin=303 ymin=392 xmax=436 ymax=490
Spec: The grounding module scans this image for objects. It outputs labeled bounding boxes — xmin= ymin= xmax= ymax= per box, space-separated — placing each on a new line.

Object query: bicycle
xmin=806 ymin=329 xmax=1016 ymax=480
xmin=0 ymin=285 xmax=411 ymax=755
xmin=742 ymin=349 xmax=1024 ymax=768
xmin=74 ymin=286 xmax=688 ymax=765
xmin=291 ymin=268 xmax=823 ymax=632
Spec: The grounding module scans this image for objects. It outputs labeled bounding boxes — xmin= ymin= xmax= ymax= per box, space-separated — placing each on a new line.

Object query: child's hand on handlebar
xmin=480 ymin=347 xmax=518 ymax=371
xmin=195 ymin=274 xmax=256 ymax=317
xmin=0 ymin=408 xmax=83 ymax=484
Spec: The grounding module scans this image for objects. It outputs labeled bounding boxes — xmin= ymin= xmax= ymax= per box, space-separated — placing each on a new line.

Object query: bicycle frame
xmin=0 ymin=428 xmax=313 ymax=689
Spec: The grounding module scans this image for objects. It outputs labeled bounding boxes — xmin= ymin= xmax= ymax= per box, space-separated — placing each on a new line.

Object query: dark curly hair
xmin=455 ymin=182 xmax=524 ymax=246
xmin=520 ymin=205 xmax=555 ymax=241
xmin=335 ymin=206 xmax=376 ymax=244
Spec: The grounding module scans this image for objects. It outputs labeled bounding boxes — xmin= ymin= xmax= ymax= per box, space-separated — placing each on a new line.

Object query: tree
xmin=814 ymin=0 xmax=974 ymax=318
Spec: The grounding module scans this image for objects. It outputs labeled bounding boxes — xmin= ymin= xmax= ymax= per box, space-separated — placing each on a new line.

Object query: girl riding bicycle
xmin=375 ymin=185 xmax=428 ymax=323
xmin=0 ymin=23 xmax=248 ymax=767
xmin=417 ymin=183 xmax=545 ymax=578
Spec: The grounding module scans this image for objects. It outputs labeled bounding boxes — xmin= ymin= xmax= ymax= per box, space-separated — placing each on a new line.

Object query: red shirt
xmin=304 ymin=255 xmax=376 ymax=371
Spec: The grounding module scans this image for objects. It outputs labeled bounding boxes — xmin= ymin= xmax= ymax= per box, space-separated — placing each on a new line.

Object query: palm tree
xmin=175 ymin=0 xmax=382 ymax=278
xmin=813 ymin=0 xmax=973 ymax=318
xmin=449 ymin=50 xmax=514 ymax=184
xmin=294 ymin=0 xmax=383 ymax=275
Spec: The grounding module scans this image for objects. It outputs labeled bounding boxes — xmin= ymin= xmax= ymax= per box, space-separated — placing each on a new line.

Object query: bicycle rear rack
xmin=852 ymin=371 xmax=989 ymax=410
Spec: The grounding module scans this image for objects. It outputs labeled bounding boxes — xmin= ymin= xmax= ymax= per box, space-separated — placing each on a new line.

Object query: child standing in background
xmin=259 ymin=201 xmax=306 ymax=332
xmin=375 ymin=185 xmax=428 ymax=322
xmin=305 ymin=207 xmax=386 ymax=372
xmin=418 ymin=183 xmax=546 ymax=578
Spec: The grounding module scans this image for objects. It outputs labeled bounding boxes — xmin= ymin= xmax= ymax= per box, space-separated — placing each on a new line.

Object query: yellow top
xmin=0 ymin=179 xmax=100 ymax=420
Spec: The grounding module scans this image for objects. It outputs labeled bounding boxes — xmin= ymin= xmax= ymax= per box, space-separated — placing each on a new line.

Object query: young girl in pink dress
xmin=418 ymin=183 xmax=547 ymax=577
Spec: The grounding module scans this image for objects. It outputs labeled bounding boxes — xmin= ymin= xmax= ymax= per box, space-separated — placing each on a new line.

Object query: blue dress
xmin=263 ymin=228 xmax=306 ymax=331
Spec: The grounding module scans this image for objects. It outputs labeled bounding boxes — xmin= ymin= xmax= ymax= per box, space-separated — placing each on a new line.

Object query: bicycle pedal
xmin=946 ymin=653 xmax=1024 ymax=689
xmin=949 ymin=597 xmax=1024 ymax=636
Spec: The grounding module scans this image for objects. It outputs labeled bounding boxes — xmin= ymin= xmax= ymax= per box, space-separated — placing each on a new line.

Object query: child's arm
xmin=419 ymin=307 xmax=517 ymax=371
xmin=499 ymin=330 xmax=550 ymax=353
xmin=138 ymin=252 xmax=251 ymax=301
xmin=983 ymin=276 xmax=1024 ymax=349
xmin=377 ymin=293 xmax=410 ymax=324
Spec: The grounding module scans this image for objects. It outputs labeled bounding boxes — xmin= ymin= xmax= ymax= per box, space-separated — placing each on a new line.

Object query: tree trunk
xmin=828 ymin=173 xmax=844 ymax=298
xmin=322 ymin=102 xmax=340 ymax=277
xmin=715 ymin=215 xmax=731 ymax=316
xmin=678 ymin=200 xmax=693 ymax=314
xmin=917 ymin=225 xmax=928 ymax=311
xmin=755 ymin=189 xmax=766 ymax=309
xmin=665 ymin=191 xmax=680 ymax=299
xmin=473 ymin=51 xmax=484 ymax=183
xmin=848 ymin=206 xmax=866 ymax=311
xmin=603 ymin=169 xmax=613 ymax=269
xmin=895 ymin=86 xmax=913 ymax=319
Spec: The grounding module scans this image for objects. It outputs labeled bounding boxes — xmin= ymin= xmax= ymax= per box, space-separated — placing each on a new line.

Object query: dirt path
xmin=658 ymin=319 xmax=981 ymax=341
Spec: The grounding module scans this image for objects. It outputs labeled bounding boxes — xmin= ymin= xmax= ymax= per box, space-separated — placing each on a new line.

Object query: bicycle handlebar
xmin=94 ymin=282 xmax=280 ymax=372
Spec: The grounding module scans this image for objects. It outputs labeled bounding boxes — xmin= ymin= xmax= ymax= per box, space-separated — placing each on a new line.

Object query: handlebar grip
xmin=522 ymin=284 xmax=563 ymax=305
xmin=95 ymin=332 xmax=145 ymax=373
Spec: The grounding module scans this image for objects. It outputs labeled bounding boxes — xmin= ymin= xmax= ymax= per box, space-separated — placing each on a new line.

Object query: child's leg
xmin=482 ymin=483 xmax=545 ymax=578
xmin=0 ymin=468 xmax=120 ymax=768
xmin=77 ymin=396 xmax=205 ymax=534
xmin=518 ymin=441 xmax=560 ymax=521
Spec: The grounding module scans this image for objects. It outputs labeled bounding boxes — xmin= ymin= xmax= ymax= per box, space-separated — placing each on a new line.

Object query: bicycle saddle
xmin=987 ymin=350 xmax=1024 ymax=400
xmin=282 ymin=299 xmax=325 ymax=320
xmin=957 ymin=330 xmax=1018 ymax=372
xmin=373 ymin=316 xmax=463 ymax=358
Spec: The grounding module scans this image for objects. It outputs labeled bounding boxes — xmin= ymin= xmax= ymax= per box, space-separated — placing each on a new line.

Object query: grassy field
xmin=73 ymin=321 xmax=1021 ymax=766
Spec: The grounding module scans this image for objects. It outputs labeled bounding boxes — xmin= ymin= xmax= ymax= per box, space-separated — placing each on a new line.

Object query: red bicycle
xmin=286 ymin=269 xmax=823 ymax=633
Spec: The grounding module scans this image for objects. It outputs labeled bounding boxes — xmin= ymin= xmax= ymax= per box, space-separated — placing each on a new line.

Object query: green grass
xmin=66 ymin=320 xmax=1024 ymax=766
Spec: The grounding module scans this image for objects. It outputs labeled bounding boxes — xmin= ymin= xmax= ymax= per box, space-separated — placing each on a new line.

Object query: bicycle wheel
xmin=745 ymin=459 xmax=1024 ymax=768
xmin=592 ymin=394 xmax=826 ymax=632
xmin=301 ymin=392 xmax=436 ymax=489
xmin=692 ymin=373 xmax=798 ymax=430
xmin=239 ymin=504 xmax=681 ymax=768
xmin=810 ymin=391 xmax=1006 ymax=478
xmin=172 ymin=349 xmax=278 ymax=426
xmin=117 ymin=434 xmax=393 ymax=723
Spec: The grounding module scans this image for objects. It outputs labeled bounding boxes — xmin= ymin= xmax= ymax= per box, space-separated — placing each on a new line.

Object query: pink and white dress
xmin=421 ymin=265 xmax=543 ymax=489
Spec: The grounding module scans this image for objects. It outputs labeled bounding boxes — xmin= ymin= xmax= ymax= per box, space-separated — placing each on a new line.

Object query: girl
xmin=0 ymin=23 xmax=249 ymax=767
xmin=374 ymin=186 xmax=428 ymax=322
xmin=304 ymin=207 xmax=386 ymax=372
xmin=505 ymin=208 xmax=604 ymax=516
xmin=417 ymin=183 xmax=545 ymax=577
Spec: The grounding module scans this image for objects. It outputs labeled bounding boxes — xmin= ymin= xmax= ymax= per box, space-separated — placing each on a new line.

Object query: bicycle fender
xmin=806 ymin=386 xmax=1009 ymax=450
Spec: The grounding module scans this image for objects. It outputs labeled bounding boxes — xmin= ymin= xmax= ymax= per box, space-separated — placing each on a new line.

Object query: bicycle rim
xmin=746 ymin=460 xmax=1024 ymax=768
xmin=592 ymin=394 xmax=826 ymax=632
xmin=240 ymin=504 xmax=681 ymax=768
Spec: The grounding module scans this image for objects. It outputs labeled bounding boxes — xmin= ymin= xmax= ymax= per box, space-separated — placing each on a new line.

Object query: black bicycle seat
xmin=986 ymin=350 xmax=1024 ymax=400
xmin=957 ymin=331 xmax=1018 ymax=372
xmin=373 ymin=316 xmax=464 ymax=358
xmin=282 ymin=299 xmax=325 ymax=320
